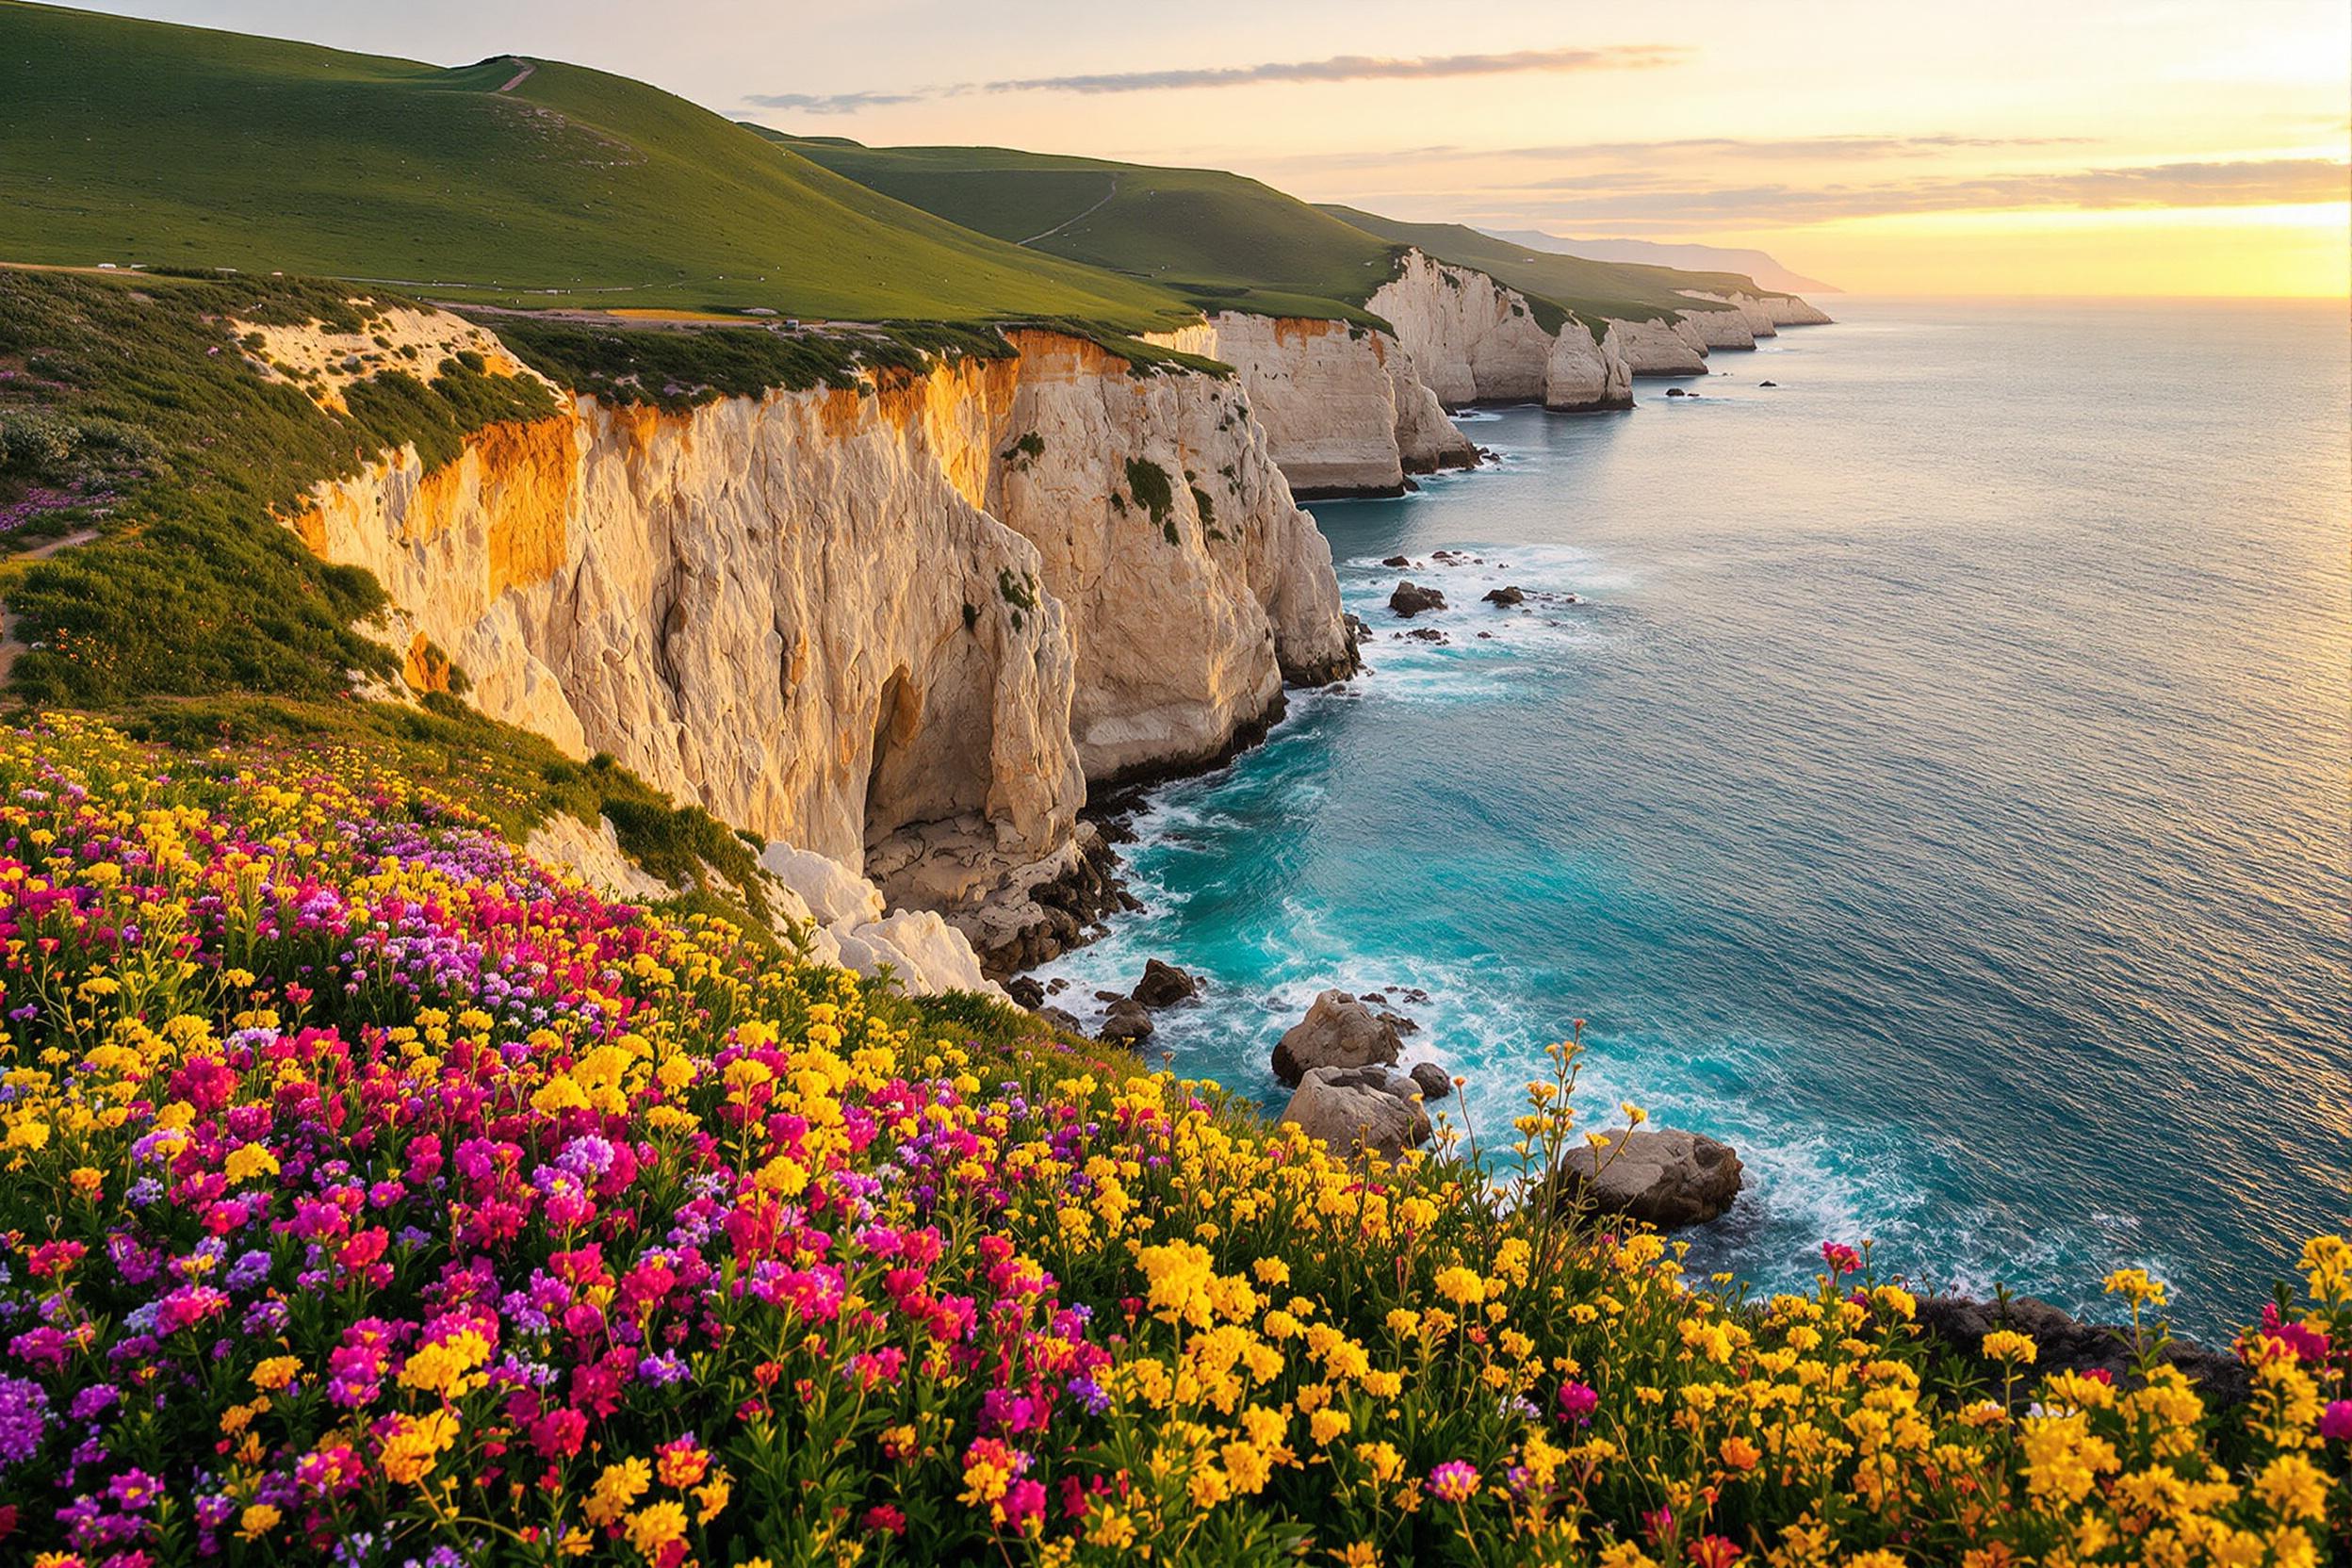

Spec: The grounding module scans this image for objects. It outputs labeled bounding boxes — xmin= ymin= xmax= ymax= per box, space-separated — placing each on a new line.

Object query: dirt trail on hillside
xmin=1019 ymin=175 xmax=1119 ymax=247
xmin=0 ymin=527 xmax=100 ymax=684
xmin=498 ymin=59 xmax=536 ymax=92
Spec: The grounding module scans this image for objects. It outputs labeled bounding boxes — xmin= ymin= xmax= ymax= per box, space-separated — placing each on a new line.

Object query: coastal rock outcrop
xmin=1912 ymin=1295 xmax=2250 ymax=1407
xmin=1369 ymin=252 xmax=1640 ymax=413
xmin=1675 ymin=290 xmax=1835 ymax=336
xmin=1133 ymin=958 xmax=1199 ymax=1008
xmin=1143 ymin=314 xmax=1475 ymax=497
xmin=1389 ymin=581 xmax=1446 ymax=617
xmin=1602 ymin=316 xmax=1709 ymax=378
xmin=1271 ymin=988 xmax=1405 ymax=1085
xmin=1279 ymin=1065 xmax=1431 ymax=1158
xmin=286 ymin=310 xmax=1353 ymax=970
xmin=1677 ymin=305 xmax=1758 ymax=351
xmin=518 ymin=814 xmax=1003 ymax=997
xmin=1548 ymin=1127 xmax=1744 ymax=1229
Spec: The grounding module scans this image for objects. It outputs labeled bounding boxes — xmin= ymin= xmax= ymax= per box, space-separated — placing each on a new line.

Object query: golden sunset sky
xmin=90 ymin=0 xmax=2352 ymax=295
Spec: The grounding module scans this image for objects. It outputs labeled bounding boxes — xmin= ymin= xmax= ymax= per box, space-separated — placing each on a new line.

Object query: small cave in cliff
xmin=861 ymin=668 xmax=923 ymax=855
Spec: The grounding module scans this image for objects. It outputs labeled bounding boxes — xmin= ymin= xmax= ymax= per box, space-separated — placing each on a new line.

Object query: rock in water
xmin=1481 ymin=586 xmax=1526 ymax=607
xmin=1911 ymin=1296 xmax=2250 ymax=1406
xmin=1006 ymin=975 xmax=1045 ymax=1009
xmin=1408 ymin=1061 xmax=1454 ymax=1101
xmin=1280 ymin=1066 xmax=1431 ymax=1158
xmin=1132 ymin=958 xmax=1199 ymax=1009
xmin=1389 ymin=580 xmax=1446 ymax=617
xmin=1381 ymin=555 xmax=1412 ymax=568
xmin=1549 ymin=1128 xmax=1742 ymax=1229
xmin=1098 ymin=996 xmax=1154 ymax=1043
xmin=1271 ymin=988 xmax=1404 ymax=1085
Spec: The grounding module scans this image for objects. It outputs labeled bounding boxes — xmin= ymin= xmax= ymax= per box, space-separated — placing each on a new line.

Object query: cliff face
xmin=1144 ymin=314 xmax=1475 ymax=497
xmin=985 ymin=328 xmax=1353 ymax=778
xmin=1677 ymin=290 xmax=1837 ymax=335
xmin=1602 ymin=316 xmax=1709 ymax=378
xmin=1368 ymin=252 xmax=1557 ymax=405
xmin=288 ymin=316 xmax=1353 ymax=965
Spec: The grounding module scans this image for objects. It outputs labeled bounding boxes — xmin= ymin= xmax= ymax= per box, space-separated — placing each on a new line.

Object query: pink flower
xmin=1428 ymin=1461 xmax=1480 ymax=1503
xmin=1557 ymin=1380 xmax=1599 ymax=1424
xmin=1820 ymin=1242 xmax=1862 ymax=1276
xmin=2321 ymin=1400 xmax=2352 ymax=1443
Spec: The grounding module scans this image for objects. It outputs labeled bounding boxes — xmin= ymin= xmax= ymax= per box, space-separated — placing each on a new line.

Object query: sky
xmin=77 ymin=0 xmax=2352 ymax=296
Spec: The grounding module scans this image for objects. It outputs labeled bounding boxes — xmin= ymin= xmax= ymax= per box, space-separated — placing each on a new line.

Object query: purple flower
xmin=2322 ymin=1400 xmax=2352 ymax=1443
xmin=1557 ymin=1379 xmax=1599 ymax=1425
xmin=0 ymin=1374 xmax=50 ymax=1466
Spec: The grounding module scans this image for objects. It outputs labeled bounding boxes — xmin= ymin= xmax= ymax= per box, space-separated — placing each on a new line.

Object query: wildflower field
xmin=0 ymin=716 xmax=2343 ymax=1567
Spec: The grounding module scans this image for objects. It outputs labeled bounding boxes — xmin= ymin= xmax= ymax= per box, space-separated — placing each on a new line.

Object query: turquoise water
xmin=1034 ymin=296 xmax=2352 ymax=1339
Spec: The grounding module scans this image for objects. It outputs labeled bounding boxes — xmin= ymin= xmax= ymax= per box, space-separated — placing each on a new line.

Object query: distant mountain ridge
xmin=1482 ymin=230 xmax=1839 ymax=295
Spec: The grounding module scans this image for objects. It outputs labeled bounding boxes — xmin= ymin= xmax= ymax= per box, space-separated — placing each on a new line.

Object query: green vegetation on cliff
xmin=771 ymin=134 xmax=1405 ymax=326
xmin=0 ymin=1 xmax=1195 ymax=330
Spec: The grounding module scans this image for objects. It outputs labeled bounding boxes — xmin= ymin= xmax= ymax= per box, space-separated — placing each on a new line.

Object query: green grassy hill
xmin=771 ymin=134 xmax=1406 ymax=326
xmin=1318 ymin=205 xmax=1771 ymax=328
xmin=0 ymin=2 xmax=1194 ymax=329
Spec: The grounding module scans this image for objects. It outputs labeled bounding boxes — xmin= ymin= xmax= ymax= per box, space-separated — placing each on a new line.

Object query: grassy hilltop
xmin=770 ymin=133 xmax=1407 ymax=326
xmin=774 ymin=135 xmax=1790 ymax=335
xmin=0 ymin=2 xmax=1195 ymax=329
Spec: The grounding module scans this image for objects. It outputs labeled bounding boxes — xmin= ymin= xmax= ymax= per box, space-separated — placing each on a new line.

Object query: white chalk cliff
xmin=286 ymin=314 xmax=1355 ymax=972
xmin=1366 ymin=250 xmax=1831 ymax=404
xmin=1144 ymin=315 xmax=1475 ymax=496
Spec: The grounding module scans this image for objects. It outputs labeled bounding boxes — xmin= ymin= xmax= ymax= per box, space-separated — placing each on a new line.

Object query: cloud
xmin=976 ymin=45 xmax=1687 ymax=96
xmin=1496 ymin=157 xmax=2352 ymax=226
xmin=1233 ymin=133 xmax=2102 ymax=177
xmin=742 ymin=90 xmax=925 ymax=115
xmin=745 ymin=44 xmax=1684 ymax=116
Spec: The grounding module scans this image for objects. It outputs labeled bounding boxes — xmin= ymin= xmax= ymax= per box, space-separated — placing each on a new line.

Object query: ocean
xmin=1031 ymin=295 xmax=2352 ymax=1340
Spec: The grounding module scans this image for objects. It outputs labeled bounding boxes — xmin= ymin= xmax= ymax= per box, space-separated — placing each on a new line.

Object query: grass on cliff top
xmin=1320 ymin=205 xmax=1778 ymax=333
xmin=0 ymin=266 xmax=563 ymax=707
xmin=0 ymin=2 xmax=1197 ymax=331
xmin=770 ymin=133 xmax=1408 ymax=329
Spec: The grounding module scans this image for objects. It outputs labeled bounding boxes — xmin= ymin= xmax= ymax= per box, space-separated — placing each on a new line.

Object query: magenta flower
xmin=1428 ymin=1461 xmax=1480 ymax=1503
xmin=2321 ymin=1400 xmax=2352 ymax=1443
xmin=1558 ymin=1380 xmax=1599 ymax=1425
xmin=1820 ymin=1241 xmax=1862 ymax=1276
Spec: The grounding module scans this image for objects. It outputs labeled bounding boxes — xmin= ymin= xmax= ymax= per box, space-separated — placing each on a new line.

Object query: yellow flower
xmin=1980 ymin=1330 xmax=2038 ymax=1365
xmin=1310 ymin=1408 xmax=1352 ymax=1446
xmin=586 ymin=1457 xmax=654 ymax=1527
xmin=251 ymin=1356 xmax=302 ymax=1392
xmin=626 ymin=1499 xmax=689 ymax=1560
xmin=377 ymin=1410 xmax=460 ymax=1485
xmin=222 ymin=1142 xmax=280 ymax=1184
xmin=2101 ymin=1267 xmax=2168 ymax=1308
xmin=237 ymin=1503 xmax=281 ymax=1542
xmin=2252 ymin=1453 xmax=2327 ymax=1524
xmin=1433 ymin=1266 xmax=1485 ymax=1306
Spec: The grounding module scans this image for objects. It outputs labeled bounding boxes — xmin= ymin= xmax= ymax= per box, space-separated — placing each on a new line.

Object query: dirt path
xmin=1019 ymin=174 xmax=1119 ymax=247
xmin=498 ymin=58 xmax=536 ymax=92
xmin=0 ymin=527 xmax=100 ymax=685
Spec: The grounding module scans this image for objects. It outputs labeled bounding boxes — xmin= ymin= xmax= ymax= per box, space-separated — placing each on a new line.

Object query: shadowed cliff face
xmin=283 ymin=312 xmax=1353 ymax=958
